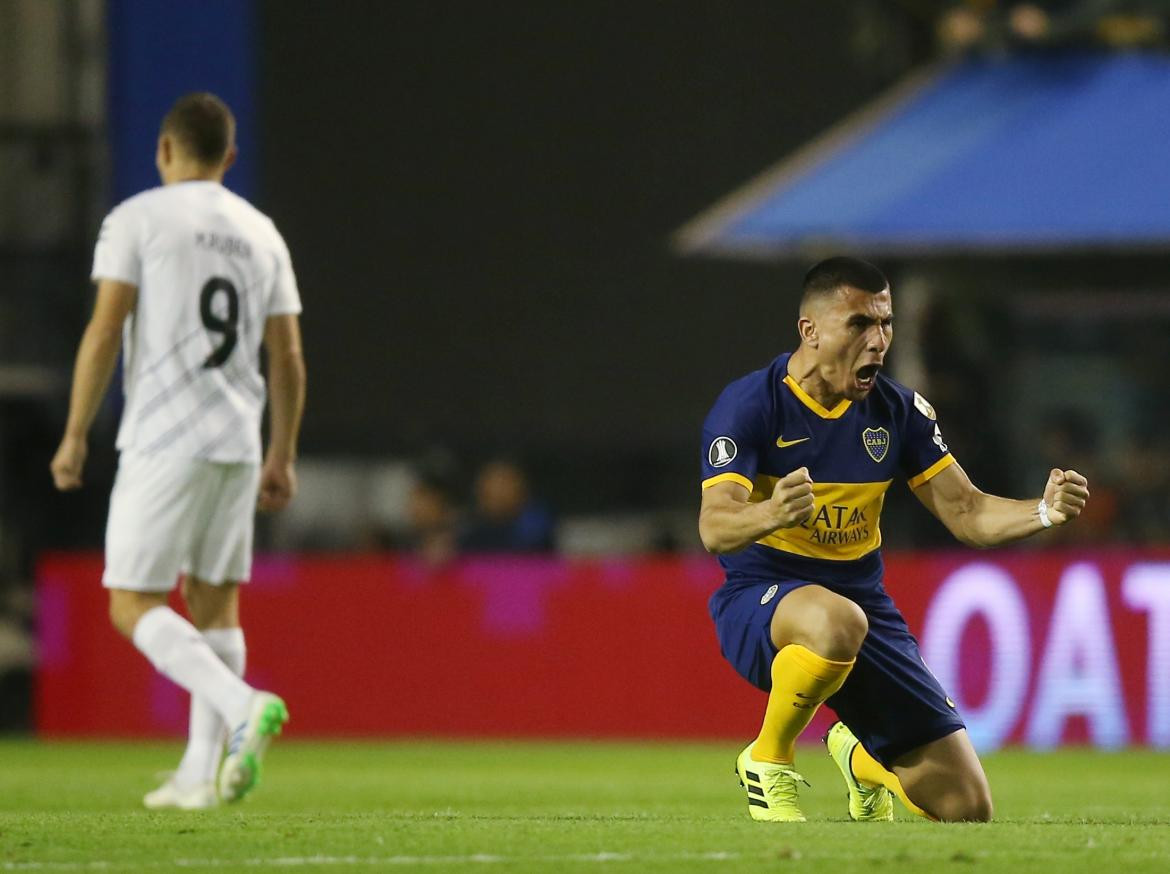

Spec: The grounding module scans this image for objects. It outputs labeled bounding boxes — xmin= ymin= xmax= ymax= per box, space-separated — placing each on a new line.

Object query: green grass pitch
xmin=1 ymin=740 xmax=1168 ymax=872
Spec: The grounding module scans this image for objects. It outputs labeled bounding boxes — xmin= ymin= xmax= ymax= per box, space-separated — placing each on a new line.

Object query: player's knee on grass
xmin=931 ymin=780 xmax=993 ymax=823
xmin=894 ymin=729 xmax=992 ymax=823
xmin=905 ymin=769 xmax=993 ymax=823
xmin=773 ymin=587 xmax=868 ymax=660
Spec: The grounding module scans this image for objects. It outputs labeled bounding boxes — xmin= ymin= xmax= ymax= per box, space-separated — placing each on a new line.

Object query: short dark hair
xmin=802 ymin=257 xmax=889 ymax=303
xmin=161 ymin=93 xmax=235 ymax=165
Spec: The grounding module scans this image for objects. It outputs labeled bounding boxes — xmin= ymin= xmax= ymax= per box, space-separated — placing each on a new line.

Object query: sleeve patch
xmin=932 ymin=423 xmax=948 ymax=453
xmin=913 ymin=392 xmax=937 ymax=420
xmin=707 ymin=436 xmax=738 ymax=468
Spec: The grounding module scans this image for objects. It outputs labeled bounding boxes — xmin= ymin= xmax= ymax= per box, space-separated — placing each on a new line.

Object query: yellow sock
xmin=751 ymin=644 xmax=854 ymax=764
xmin=850 ymin=742 xmax=935 ymax=820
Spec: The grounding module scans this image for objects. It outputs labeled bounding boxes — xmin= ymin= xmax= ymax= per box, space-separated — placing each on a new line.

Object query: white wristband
xmin=1037 ymin=499 xmax=1053 ymax=529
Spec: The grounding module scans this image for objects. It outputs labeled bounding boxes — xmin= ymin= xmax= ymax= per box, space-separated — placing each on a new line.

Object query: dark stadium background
xmin=255 ymin=2 xmax=916 ymax=509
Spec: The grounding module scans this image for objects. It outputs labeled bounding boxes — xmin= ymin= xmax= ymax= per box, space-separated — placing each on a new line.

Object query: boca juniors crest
xmin=862 ymin=427 xmax=890 ymax=463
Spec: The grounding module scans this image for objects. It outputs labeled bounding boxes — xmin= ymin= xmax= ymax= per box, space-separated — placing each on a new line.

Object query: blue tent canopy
xmin=676 ymin=53 xmax=1170 ymax=258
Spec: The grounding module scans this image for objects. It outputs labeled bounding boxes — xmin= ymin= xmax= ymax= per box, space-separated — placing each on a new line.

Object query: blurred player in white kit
xmin=50 ymin=92 xmax=305 ymax=809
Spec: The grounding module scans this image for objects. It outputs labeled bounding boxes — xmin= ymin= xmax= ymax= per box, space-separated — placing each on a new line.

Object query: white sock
xmin=174 ymin=628 xmax=246 ymax=788
xmin=132 ymin=607 xmax=254 ymax=729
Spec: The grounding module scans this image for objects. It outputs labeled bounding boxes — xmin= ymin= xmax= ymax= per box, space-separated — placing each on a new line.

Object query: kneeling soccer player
xmin=698 ymin=257 xmax=1088 ymax=822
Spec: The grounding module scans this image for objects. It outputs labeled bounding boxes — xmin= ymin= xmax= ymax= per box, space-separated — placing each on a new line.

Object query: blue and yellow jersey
xmin=700 ymin=352 xmax=955 ymax=586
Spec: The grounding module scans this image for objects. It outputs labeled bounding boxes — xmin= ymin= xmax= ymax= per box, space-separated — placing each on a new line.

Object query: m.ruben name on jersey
xmin=194 ymin=230 xmax=252 ymax=260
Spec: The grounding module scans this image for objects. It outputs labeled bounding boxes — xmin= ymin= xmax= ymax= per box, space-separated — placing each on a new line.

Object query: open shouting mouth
xmin=855 ymin=363 xmax=881 ymax=392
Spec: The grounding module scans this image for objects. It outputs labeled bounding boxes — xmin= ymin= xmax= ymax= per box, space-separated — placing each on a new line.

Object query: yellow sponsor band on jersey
xmin=701 ymin=471 xmax=755 ymax=492
xmin=907 ymin=453 xmax=956 ymax=489
xmin=747 ymin=477 xmax=892 ymax=561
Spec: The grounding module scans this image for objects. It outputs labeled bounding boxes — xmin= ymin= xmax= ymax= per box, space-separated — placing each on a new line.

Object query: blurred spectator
xmin=396 ymin=453 xmax=462 ymax=567
xmin=407 ymin=475 xmax=459 ymax=566
xmin=459 ymin=459 xmax=555 ymax=554
xmin=937 ymin=1 xmax=1167 ymax=52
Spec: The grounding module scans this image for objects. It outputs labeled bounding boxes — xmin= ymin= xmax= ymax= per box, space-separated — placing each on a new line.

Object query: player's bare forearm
xmin=700 ymin=497 xmax=787 ymax=554
xmin=62 ymin=280 xmax=136 ymax=439
xmin=51 ymin=280 xmax=134 ymax=491
xmin=63 ymin=318 xmax=123 ymax=439
xmin=262 ymin=314 xmax=305 ymax=464
xmin=699 ymin=470 xmax=815 ymax=553
xmin=257 ymin=354 xmax=302 ymax=513
xmin=948 ymin=491 xmax=1049 ymax=548
xmin=265 ymin=350 xmax=304 ymax=462
xmin=914 ymin=462 xmax=1089 ymax=548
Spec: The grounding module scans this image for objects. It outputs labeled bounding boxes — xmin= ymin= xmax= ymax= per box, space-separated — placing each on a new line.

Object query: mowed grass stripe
xmin=1 ymin=741 xmax=1169 ymax=873
xmin=4 ymin=851 xmax=745 ymax=869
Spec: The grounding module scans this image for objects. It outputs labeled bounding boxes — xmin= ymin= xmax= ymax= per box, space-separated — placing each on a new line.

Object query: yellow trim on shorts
xmin=907 ymin=453 xmax=956 ymax=489
xmin=702 ymin=472 xmax=755 ymax=492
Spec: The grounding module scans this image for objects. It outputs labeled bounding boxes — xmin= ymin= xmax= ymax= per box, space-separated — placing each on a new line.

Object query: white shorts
xmin=103 ymin=451 xmax=260 ymax=592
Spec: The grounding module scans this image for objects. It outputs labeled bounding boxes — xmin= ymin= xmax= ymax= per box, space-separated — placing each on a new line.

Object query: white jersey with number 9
xmin=92 ymin=180 xmax=302 ymax=464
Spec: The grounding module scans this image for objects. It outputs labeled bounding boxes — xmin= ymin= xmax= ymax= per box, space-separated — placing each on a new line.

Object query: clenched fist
xmin=257 ymin=457 xmax=297 ymax=512
xmin=50 ymin=435 xmax=87 ymax=491
xmin=769 ymin=466 xmax=816 ymax=529
xmin=1043 ymin=468 xmax=1089 ymax=526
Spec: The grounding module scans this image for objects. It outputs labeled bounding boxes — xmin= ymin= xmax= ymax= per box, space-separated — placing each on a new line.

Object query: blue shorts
xmin=709 ymin=577 xmax=965 ymax=768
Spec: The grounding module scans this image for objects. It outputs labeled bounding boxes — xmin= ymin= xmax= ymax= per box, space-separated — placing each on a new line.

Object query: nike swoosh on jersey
xmin=776 ymin=436 xmax=811 ymax=448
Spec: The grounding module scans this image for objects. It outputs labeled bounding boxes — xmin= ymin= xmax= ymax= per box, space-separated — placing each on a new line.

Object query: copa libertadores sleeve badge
xmin=709 ymin=436 xmax=738 ymax=467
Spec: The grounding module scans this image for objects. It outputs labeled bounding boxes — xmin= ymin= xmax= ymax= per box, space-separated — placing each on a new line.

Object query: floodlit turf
xmin=1 ymin=740 xmax=1168 ymax=872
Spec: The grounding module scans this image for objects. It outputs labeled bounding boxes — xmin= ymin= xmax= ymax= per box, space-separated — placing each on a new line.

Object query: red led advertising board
xmin=35 ymin=552 xmax=1170 ymax=748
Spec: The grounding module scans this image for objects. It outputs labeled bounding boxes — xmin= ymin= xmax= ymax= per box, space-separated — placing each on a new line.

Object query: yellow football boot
xmin=734 ymin=743 xmax=808 ymax=822
xmin=824 ymin=721 xmax=893 ymax=822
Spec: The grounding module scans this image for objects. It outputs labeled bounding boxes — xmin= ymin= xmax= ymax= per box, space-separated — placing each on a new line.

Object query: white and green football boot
xmin=143 ymin=776 xmax=217 ymax=810
xmin=218 ymin=692 xmax=289 ymax=803
xmin=824 ymin=721 xmax=893 ymax=822
xmin=734 ymin=743 xmax=809 ymax=822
